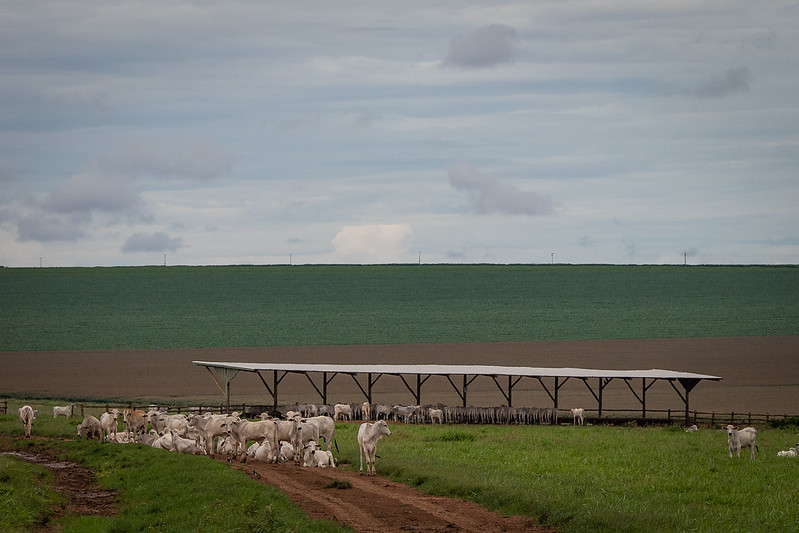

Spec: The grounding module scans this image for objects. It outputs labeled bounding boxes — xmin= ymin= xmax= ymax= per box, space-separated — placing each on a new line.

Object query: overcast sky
xmin=1 ymin=1 xmax=797 ymax=267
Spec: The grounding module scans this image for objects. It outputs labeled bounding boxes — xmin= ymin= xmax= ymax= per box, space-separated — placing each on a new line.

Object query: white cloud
xmin=332 ymin=224 xmax=414 ymax=262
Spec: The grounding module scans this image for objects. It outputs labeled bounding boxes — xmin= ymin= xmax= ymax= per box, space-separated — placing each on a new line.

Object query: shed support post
xmin=273 ymin=370 xmax=279 ymax=410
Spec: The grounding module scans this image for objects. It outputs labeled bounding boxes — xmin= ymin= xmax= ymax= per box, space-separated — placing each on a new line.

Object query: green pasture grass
xmin=0 ymin=454 xmax=64 ymax=532
xmin=4 ymin=405 xmax=799 ymax=532
xmin=332 ymin=422 xmax=799 ymax=532
xmin=1 ymin=264 xmax=797 ymax=351
xmin=0 ymin=413 xmax=348 ymax=533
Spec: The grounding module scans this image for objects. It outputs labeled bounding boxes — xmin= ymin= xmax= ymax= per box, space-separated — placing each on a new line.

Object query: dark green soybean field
xmin=1 ymin=264 xmax=796 ymax=352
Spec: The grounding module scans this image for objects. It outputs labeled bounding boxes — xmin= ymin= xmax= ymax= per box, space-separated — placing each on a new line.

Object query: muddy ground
xmin=2 ymin=337 xmax=798 ymax=415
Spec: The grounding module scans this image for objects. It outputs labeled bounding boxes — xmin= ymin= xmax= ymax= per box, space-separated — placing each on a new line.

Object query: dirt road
xmin=223 ymin=455 xmax=551 ymax=532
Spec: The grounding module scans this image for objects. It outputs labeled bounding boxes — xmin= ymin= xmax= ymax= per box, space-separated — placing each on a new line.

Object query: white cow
xmin=725 ymin=425 xmax=758 ymax=460
xmin=358 ymin=420 xmax=391 ymax=475
xmin=362 ymin=402 xmax=371 ymax=421
xmin=187 ymin=413 xmax=235 ymax=455
xmin=77 ymin=415 xmax=103 ymax=440
xmin=227 ymin=418 xmax=278 ymax=461
xmin=152 ymin=430 xmax=174 ymax=450
xmin=303 ymin=440 xmax=336 ymax=468
xmin=571 ymin=408 xmax=585 ymax=426
xmin=53 ymin=405 xmax=74 ymax=418
xmin=123 ymin=409 xmax=148 ymax=438
xmin=279 ymin=442 xmax=296 ymax=463
xmin=429 ymin=408 xmax=444 ymax=424
xmin=18 ymin=405 xmax=37 ymax=438
xmin=100 ymin=409 xmax=120 ymax=441
xmin=334 ymin=403 xmax=352 ymax=421
xmin=685 ymin=425 xmax=699 ymax=433
xmin=169 ymin=431 xmax=206 ymax=455
xmin=304 ymin=416 xmax=336 ymax=451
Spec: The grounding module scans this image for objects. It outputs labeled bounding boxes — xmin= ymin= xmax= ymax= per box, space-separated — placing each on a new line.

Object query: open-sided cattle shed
xmin=193 ymin=361 xmax=721 ymax=423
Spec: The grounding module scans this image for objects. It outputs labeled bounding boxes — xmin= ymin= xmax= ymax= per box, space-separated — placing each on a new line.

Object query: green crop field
xmin=1 ymin=265 xmax=797 ymax=351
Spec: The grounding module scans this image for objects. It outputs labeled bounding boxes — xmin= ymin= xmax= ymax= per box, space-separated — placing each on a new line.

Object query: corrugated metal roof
xmin=192 ymin=361 xmax=722 ymax=381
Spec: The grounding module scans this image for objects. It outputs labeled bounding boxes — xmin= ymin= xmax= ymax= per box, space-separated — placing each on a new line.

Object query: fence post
xmin=748 ymin=412 xmax=751 ymax=425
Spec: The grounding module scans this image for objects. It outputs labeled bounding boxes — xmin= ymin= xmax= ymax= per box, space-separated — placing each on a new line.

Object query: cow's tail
xmin=334 ymin=438 xmax=339 ymax=453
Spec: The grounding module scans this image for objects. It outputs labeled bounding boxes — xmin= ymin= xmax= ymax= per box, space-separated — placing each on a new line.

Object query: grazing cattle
xmin=53 ymin=405 xmax=74 ymax=418
xmin=77 ymin=415 xmax=103 ymax=440
xmin=374 ymin=404 xmax=391 ymax=420
xmin=123 ymin=409 xmax=148 ymax=438
xmin=725 ymin=425 xmax=758 ymax=460
xmin=362 ymin=402 xmax=371 ymax=421
xmin=227 ymin=418 xmax=278 ymax=462
xmin=100 ymin=409 xmax=120 ymax=441
xmin=18 ymin=405 xmax=37 ymax=438
xmin=188 ymin=413 xmax=235 ymax=455
xmin=429 ymin=408 xmax=444 ymax=424
xmin=304 ymin=416 xmax=336 ymax=451
xmin=571 ymin=408 xmax=585 ymax=426
xmin=392 ymin=405 xmax=421 ymax=424
xmin=358 ymin=419 xmax=391 ymax=475
xmin=685 ymin=425 xmax=699 ymax=433
xmin=334 ymin=403 xmax=352 ymax=421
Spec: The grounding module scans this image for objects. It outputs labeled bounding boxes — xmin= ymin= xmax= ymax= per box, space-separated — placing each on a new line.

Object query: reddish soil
xmin=221 ymin=454 xmax=552 ymax=532
xmin=2 ymin=337 xmax=798 ymax=415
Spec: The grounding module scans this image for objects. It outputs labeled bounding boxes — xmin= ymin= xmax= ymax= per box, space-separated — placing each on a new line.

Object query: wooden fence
xmin=1 ymin=400 xmax=796 ymax=427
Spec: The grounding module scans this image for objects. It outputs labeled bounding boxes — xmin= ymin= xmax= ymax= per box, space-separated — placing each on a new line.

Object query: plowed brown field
xmin=3 ymin=336 xmax=797 ymax=415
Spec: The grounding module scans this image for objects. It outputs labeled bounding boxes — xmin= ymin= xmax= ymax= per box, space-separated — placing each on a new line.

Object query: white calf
xmin=358 ymin=419 xmax=391 ymax=475
xmin=571 ymin=408 xmax=585 ymax=426
xmin=725 ymin=425 xmax=758 ymax=460
xmin=362 ymin=402 xmax=371 ymax=421
xmin=18 ymin=405 xmax=37 ymax=438
xmin=53 ymin=405 xmax=74 ymax=418
xmin=685 ymin=425 xmax=698 ymax=433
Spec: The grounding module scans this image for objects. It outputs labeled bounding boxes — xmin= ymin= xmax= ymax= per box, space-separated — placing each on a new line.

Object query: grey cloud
xmin=17 ymin=214 xmax=85 ymax=242
xmin=122 ymin=231 xmax=183 ymax=253
xmin=45 ymin=173 xmax=144 ymax=216
xmin=448 ymin=165 xmax=553 ymax=216
xmin=443 ymin=24 xmax=519 ymax=68
xmin=693 ymin=66 xmax=751 ymax=98
xmin=101 ymin=145 xmax=236 ymax=181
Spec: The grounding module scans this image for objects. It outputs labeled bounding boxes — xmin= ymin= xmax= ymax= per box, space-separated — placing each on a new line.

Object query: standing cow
xmin=18 ymin=405 xmax=37 ymax=438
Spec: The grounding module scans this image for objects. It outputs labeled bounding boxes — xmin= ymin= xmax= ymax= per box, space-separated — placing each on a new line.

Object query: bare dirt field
xmin=2 ymin=336 xmax=798 ymax=415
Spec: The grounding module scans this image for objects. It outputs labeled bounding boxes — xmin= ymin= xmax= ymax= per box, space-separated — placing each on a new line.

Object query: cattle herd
xmin=16 ymin=402 xmax=795 ymax=468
